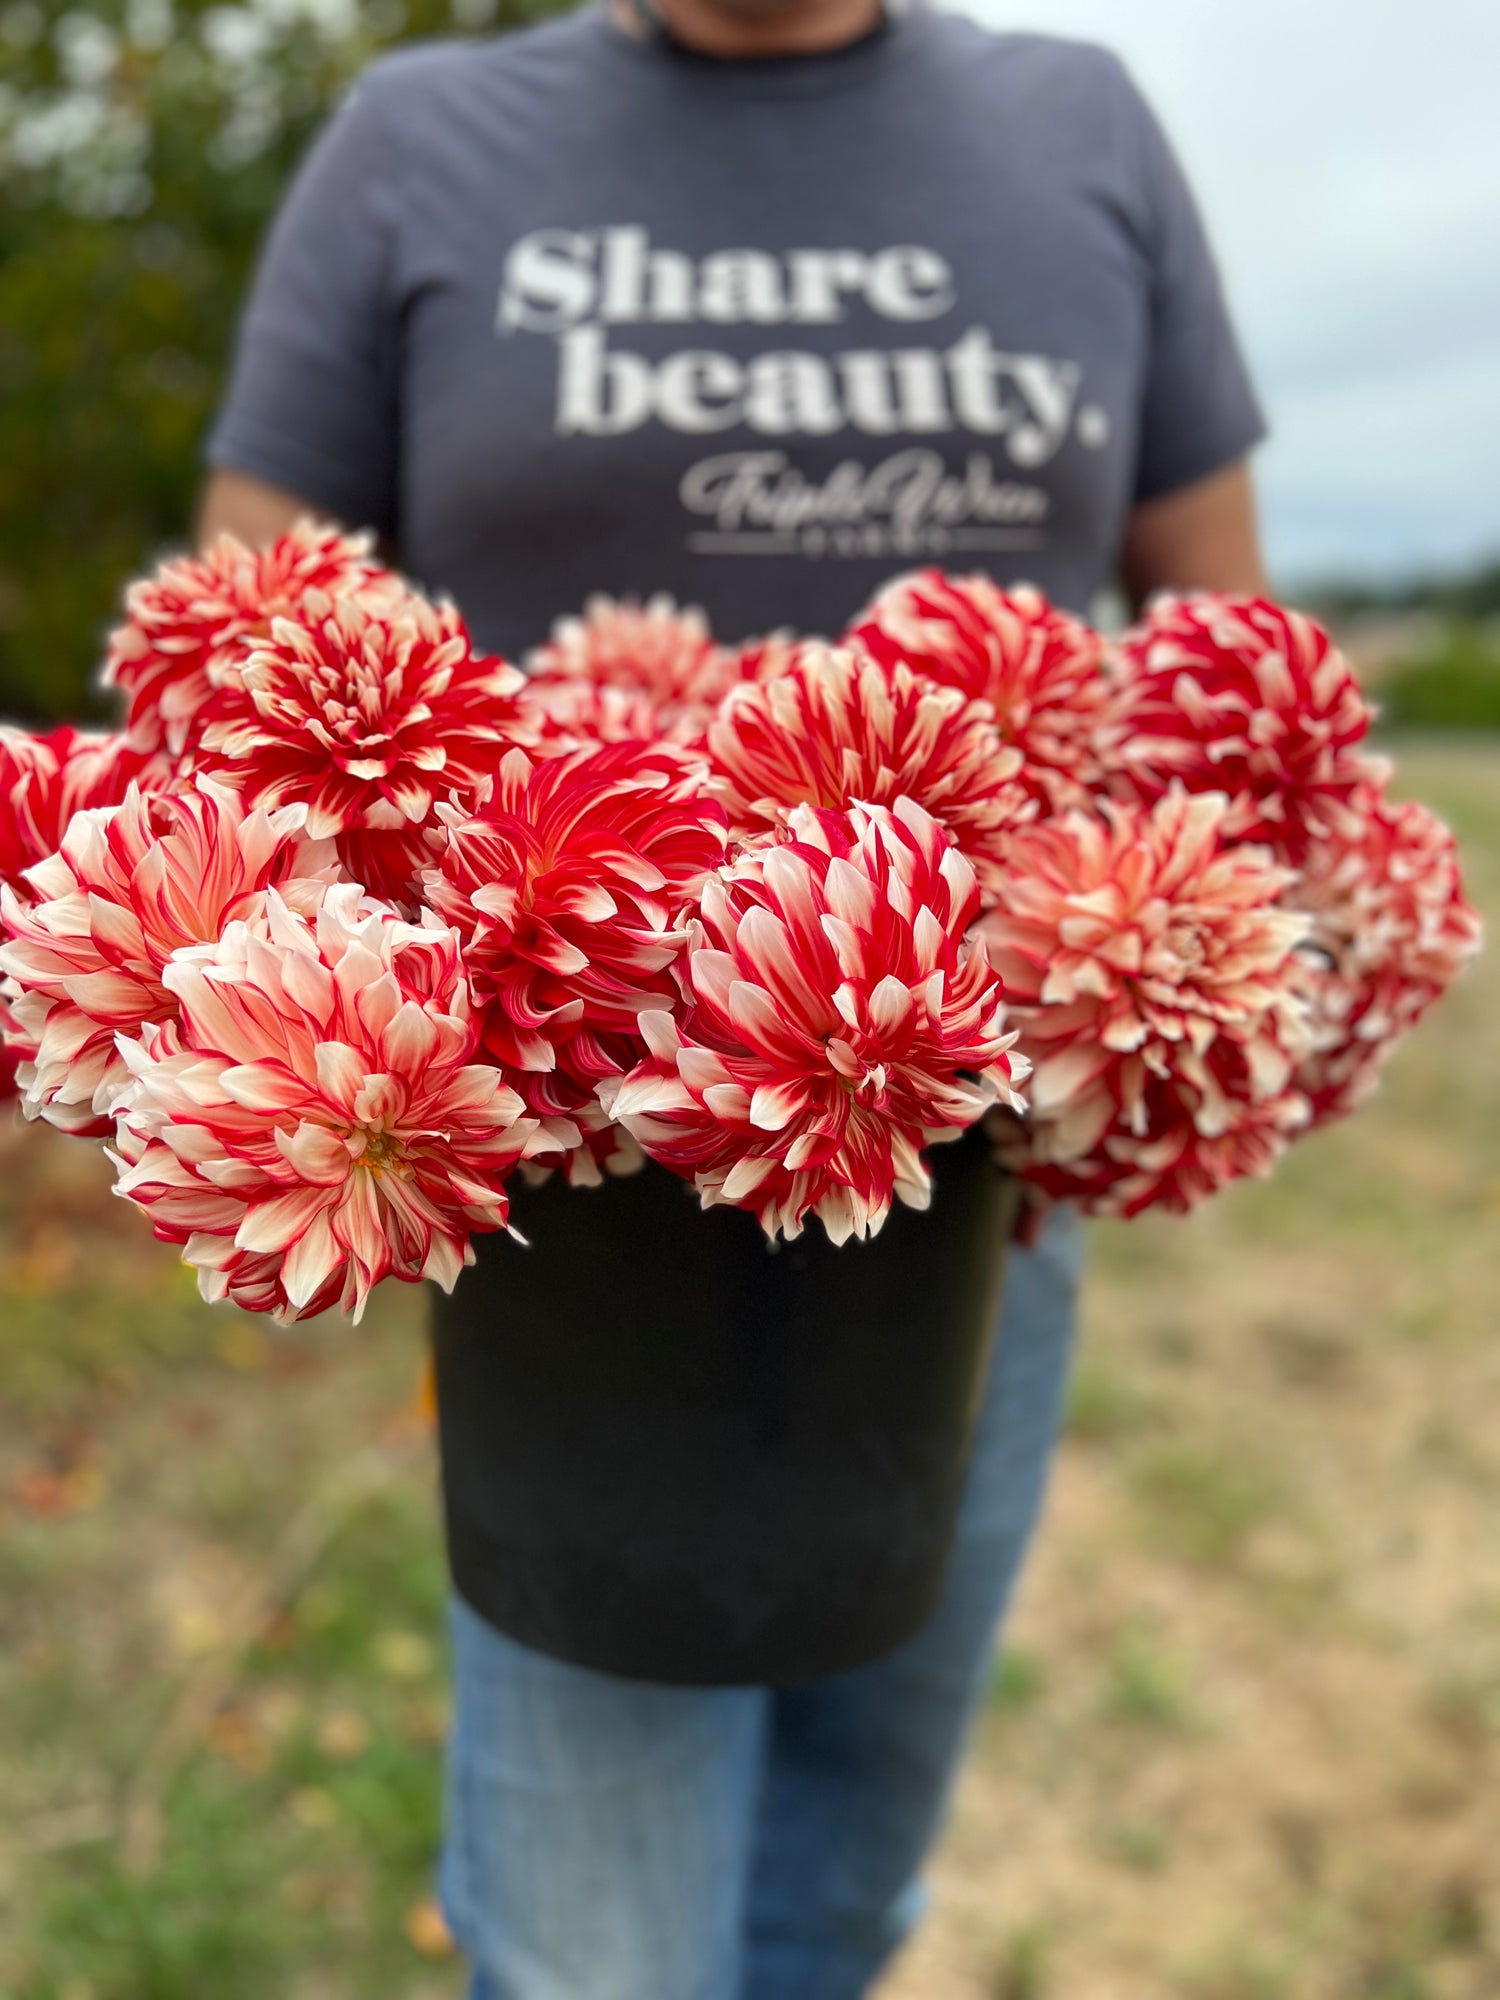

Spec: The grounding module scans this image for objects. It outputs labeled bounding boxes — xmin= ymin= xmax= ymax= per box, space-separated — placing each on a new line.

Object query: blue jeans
xmin=438 ymin=1205 xmax=1083 ymax=2000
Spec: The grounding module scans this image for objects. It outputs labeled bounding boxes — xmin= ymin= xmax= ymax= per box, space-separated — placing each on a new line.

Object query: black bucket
xmin=430 ymin=1123 xmax=1019 ymax=1686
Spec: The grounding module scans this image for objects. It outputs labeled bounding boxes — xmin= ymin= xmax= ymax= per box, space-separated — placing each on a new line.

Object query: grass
xmin=1097 ymin=1621 xmax=1199 ymax=1733
xmin=1126 ymin=1439 xmax=1289 ymax=1570
xmin=2 ymin=736 xmax=1498 ymax=1999
xmin=990 ymin=1646 xmax=1047 ymax=1716
xmin=1063 ymin=1356 xmax=1161 ymax=1445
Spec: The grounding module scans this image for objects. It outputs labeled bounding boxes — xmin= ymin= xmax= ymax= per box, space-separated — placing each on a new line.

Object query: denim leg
xmin=440 ymin=1591 xmax=770 ymax=2000
xmin=740 ymin=1205 xmax=1085 ymax=2000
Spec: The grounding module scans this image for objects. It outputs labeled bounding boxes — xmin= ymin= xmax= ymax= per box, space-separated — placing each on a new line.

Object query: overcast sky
xmin=960 ymin=0 xmax=1500 ymax=588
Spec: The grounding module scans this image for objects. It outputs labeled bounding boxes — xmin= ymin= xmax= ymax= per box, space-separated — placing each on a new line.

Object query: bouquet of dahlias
xmin=0 ymin=524 xmax=1481 ymax=1323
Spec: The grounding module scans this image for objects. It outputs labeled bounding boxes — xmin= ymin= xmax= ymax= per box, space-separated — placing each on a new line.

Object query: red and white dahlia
xmin=111 ymin=884 xmax=547 ymax=1322
xmin=527 ymin=632 xmax=793 ymax=755
xmin=1290 ymin=788 xmax=1482 ymax=1125
xmin=332 ymin=822 xmax=451 ymax=914
xmin=705 ymin=642 xmax=1034 ymax=889
xmin=0 ymin=779 xmax=328 ymax=1134
xmin=426 ymin=741 xmax=730 ymax=1179
xmin=978 ymin=788 xmax=1313 ymax=1213
xmin=0 ymin=991 xmax=22 ymax=1107
xmin=994 ymin=1050 xmax=1311 ymax=1219
xmin=723 ymin=631 xmax=799 ymax=687
xmin=102 ymin=519 xmax=392 ymax=756
xmin=526 ymin=593 xmax=734 ymax=748
xmin=196 ymin=584 xmax=533 ymax=844
xmin=527 ymin=676 xmax=673 ymax=755
xmin=1 ymin=728 xmax=198 ymax=1111
xmin=848 ymin=571 xmax=1109 ymax=812
xmin=1107 ymin=594 xmax=1384 ymax=864
xmin=603 ymin=799 xmax=1027 ymax=1244
xmin=1 ymin=723 xmax=170 ymax=902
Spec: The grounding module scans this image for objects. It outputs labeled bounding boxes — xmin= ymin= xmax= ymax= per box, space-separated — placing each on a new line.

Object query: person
xmin=197 ymin=0 xmax=1270 ymax=1990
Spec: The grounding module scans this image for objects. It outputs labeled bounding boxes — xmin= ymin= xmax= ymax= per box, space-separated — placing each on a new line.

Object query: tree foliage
xmin=1377 ymin=624 xmax=1500 ymax=733
xmin=0 ymin=0 xmax=566 ymax=721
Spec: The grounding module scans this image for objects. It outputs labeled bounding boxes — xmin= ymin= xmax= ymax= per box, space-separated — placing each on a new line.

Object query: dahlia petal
xmin=531 ymin=932 xmax=591 ymax=977
xmin=816 ymin=1185 xmax=860 ymax=1247
xmin=677 ymin=1045 xmax=732 ymax=1092
xmin=275 ymin=1120 xmax=354 ymax=1184
xmin=219 ymin=1062 xmax=308 ymax=1112
xmin=702 ymin=1081 xmax=752 ymax=1121
xmin=721 ymin=1154 xmax=778 ymax=1201
xmin=689 ymin=949 xmax=740 ymax=1019
xmin=380 ymin=999 xmax=441 ymax=1074
xmin=420 ymin=1228 xmax=470 ymax=1295
xmin=353 ymin=1074 xmax=409 ymax=1130
xmin=734 ymin=904 xmax=837 ymax=1031
xmin=867 ymin=975 xmax=915 ymax=1039
xmin=281 ymin=944 xmax=337 ymax=1020
xmin=383 ymin=773 xmax=433 ymax=822
xmin=443 ymin=1064 xmax=516 ymax=1111
xmin=59 ymin=970 xmax=153 ymax=1017
xmin=314 ymin=1040 xmax=367 ymax=1114
xmin=235 ymin=1183 xmax=333 ymax=1256
xmin=638 ymin=1010 xmax=683 ymax=1060
xmin=610 ymin=1071 xmax=697 ymax=1119
xmin=281 ymin=1210 xmax=343 ymax=1309
xmin=749 ymin=1081 xmax=807 ymax=1132
xmin=727 ymin=979 xmax=805 ymax=1058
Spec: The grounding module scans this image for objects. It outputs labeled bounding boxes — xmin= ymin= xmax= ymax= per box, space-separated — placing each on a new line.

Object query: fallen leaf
xmin=12 ymin=1469 xmax=74 ymax=1519
xmin=10 ymin=1461 xmax=106 ymax=1519
xmin=401 ymin=1696 xmax=451 ymax=1747
xmin=169 ymin=1602 xmax=227 ymax=1658
xmin=289 ymin=1786 xmax=339 ymax=1831
xmin=375 ymin=1629 xmax=435 ymax=1681
xmin=404 ymin=1896 xmax=455 ymax=1958
xmin=318 ymin=1709 xmax=371 ymax=1761
xmin=207 ymin=1710 xmax=270 ymax=1776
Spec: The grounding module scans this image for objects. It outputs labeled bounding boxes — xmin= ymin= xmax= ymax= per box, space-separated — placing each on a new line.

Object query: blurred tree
xmin=1377 ymin=623 xmax=1500 ymax=732
xmin=0 ymin=0 xmax=568 ymax=722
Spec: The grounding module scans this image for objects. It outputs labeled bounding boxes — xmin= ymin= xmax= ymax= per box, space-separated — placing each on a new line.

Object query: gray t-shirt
xmin=203 ymin=7 xmax=1269 ymax=1636
xmin=203 ymin=1 xmax=1267 ymax=650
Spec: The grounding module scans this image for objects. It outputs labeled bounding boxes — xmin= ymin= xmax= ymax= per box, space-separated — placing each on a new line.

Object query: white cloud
xmin=957 ymin=0 xmax=1500 ymax=584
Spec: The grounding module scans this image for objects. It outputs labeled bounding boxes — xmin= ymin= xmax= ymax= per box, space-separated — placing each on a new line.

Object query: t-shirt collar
xmin=584 ymin=0 xmax=933 ymax=96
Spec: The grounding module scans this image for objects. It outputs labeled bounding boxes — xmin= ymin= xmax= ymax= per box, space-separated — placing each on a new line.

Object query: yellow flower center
xmin=360 ymin=1130 xmax=407 ymax=1176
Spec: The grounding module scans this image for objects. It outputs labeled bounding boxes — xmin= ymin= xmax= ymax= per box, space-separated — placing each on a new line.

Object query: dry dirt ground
xmin=1 ymin=737 xmax=1495 ymax=2000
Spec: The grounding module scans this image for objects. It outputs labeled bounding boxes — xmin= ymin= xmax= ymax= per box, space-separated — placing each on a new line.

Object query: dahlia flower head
xmin=1289 ymin=783 xmax=1482 ymax=1126
xmin=603 ymin=798 xmax=1028 ymax=1245
xmin=848 ymin=570 xmax=1110 ymax=813
xmin=426 ymin=740 xmax=730 ymax=1181
xmin=111 ymin=883 xmax=550 ymax=1323
xmin=0 ymin=778 xmax=331 ymax=1135
xmin=705 ymin=640 xmax=1034 ymax=893
xmin=194 ymin=578 xmax=534 ymax=841
xmin=1107 ymin=594 xmax=1387 ymax=865
xmin=980 ymin=787 xmax=1314 ymax=1217
xmin=1002 ymin=1053 xmax=1312 ymax=1221
xmin=1 ymin=725 xmax=176 ymax=1109
xmin=101 ymin=518 xmax=395 ymax=758
xmin=0 ymin=992 xmax=21 ymax=1105
xmin=1 ymin=723 xmax=169 ymax=903
xmin=525 ymin=593 xmax=737 ymax=750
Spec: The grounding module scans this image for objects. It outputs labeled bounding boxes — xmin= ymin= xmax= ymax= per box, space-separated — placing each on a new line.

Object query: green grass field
xmin=1 ymin=737 xmax=1496 ymax=2000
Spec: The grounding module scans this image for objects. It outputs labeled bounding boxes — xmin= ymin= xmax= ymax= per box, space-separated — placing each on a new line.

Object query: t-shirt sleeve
xmin=1115 ymin=61 xmax=1269 ymax=506
xmin=200 ymin=71 xmax=401 ymax=540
